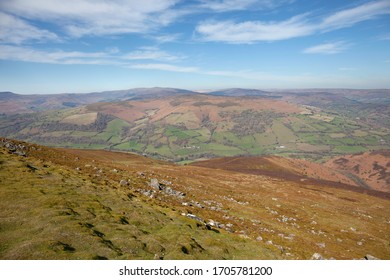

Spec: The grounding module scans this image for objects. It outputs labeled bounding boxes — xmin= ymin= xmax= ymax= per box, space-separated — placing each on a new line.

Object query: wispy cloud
xmin=303 ymin=41 xmax=350 ymax=55
xmin=198 ymin=0 xmax=290 ymax=12
xmin=196 ymin=14 xmax=313 ymax=43
xmin=149 ymin=33 xmax=182 ymax=43
xmin=0 ymin=12 xmax=58 ymax=44
xmin=195 ymin=1 xmax=390 ymax=43
xmin=0 ymin=45 xmax=183 ymax=65
xmin=320 ymin=1 xmax=390 ymax=31
xmin=0 ymin=0 xmax=180 ymax=38
xmin=0 ymin=45 xmax=113 ymax=64
xmin=129 ymin=63 xmax=198 ymax=73
xmin=123 ymin=47 xmax=183 ymax=62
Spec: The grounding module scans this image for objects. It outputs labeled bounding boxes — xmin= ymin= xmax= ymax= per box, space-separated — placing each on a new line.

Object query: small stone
xmin=150 ymin=178 xmax=161 ymax=190
xmin=256 ymin=236 xmax=263 ymax=241
xmin=357 ymin=241 xmax=363 ymax=246
xmin=120 ymin=180 xmax=128 ymax=186
xmin=186 ymin=213 xmax=204 ymax=223
xmin=364 ymin=254 xmax=379 ymax=260
xmin=311 ymin=253 xmax=324 ymax=260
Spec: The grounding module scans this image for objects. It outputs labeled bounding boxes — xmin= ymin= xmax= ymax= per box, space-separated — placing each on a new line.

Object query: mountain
xmin=0 ymin=88 xmax=197 ymax=114
xmin=208 ymin=88 xmax=276 ymax=97
xmin=1 ymin=91 xmax=388 ymax=162
xmin=1 ymin=138 xmax=389 ymax=259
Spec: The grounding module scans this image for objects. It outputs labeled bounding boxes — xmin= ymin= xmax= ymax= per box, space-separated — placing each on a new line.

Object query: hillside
xmin=325 ymin=150 xmax=390 ymax=193
xmin=1 ymin=138 xmax=389 ymax=260
xmin=191 ymin=155 xmax=390 ymax=196
xmin=1 ymin=92 xmax=388 ymax=162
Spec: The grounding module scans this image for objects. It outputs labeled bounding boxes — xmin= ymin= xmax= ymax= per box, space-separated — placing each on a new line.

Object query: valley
xmin=1 ymin=89 xmax=389 ymax=163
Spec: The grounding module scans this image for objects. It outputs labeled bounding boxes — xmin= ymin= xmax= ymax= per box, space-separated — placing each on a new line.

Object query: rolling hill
xmin=1 ymin=138 xmax=389 ymax=260
xmin=1 ymin=90 xmax=389 ymax=163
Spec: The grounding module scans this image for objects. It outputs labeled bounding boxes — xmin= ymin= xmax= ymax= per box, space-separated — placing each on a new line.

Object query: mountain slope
xmin=191 ymin=155 xmax=390 ymax=196
xmin=325 ymin=150 xmax=390 ymax=193
xmin=0 ymin=138 xmax=278 ymax=260
xmin=1 ymin=138 xmax=389 ymax=260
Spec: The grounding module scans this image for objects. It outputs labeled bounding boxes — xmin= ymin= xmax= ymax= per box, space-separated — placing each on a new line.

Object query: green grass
xmin=0 ymin=147 xmax=279 ymax=260
xmin=333 ymin=145 xmax=367 ymax=154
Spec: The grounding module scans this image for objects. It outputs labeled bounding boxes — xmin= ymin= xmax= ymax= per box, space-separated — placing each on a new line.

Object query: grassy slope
xmin=2 ymin=139 xmax=389 ymax=260
xmin=0 ymin=141 xmax=278 ymax=260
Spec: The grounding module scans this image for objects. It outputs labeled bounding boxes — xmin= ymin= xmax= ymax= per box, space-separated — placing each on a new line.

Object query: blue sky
xmin=0 ymin=0 xmax=389 ymax=94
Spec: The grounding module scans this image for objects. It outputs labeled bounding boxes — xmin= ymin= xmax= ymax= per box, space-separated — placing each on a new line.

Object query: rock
xmin=316 ymin=243 xmax=326 ymax=248
xmin=357 ymin=241 xmax=363 ymax=246
xmin=311 ymin=253 xmax=324 ymax=260
xmin=26 ymin=163 xmax=38 ymax=172
xmin=120 ymin=180 xmax=128 ymax=186
xmin=256 ymin=236 xmax=263 ymax=241
xmin=14 ymin=150 xmax=26 ymax=157
xmin=266 ymin=240 xmax=273 ymax=245
xmin=364 ymin=254 xmax=379 ymax=260
xmin=150 ymin=178 xmax=161 ymax=190
xmin=186 ymin=214 xmax=204 ymax=223
xmin=160 ymin=179 xmax=172 ymax=186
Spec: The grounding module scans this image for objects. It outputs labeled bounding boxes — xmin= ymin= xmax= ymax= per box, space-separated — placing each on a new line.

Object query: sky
xmin=0 ymin=0 xmax=389 ymax=94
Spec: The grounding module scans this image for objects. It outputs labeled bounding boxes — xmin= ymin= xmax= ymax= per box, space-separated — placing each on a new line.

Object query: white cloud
xmin=149 ymin=33 xmax=182 ymax=43
xmin=196 ymin=14 xmax=313 ymax=43
xmin=0 ymin=44 xmax=185 ymax=65
xmin=0 ymin=45 xmax=114 ymax=64
xmin=320 ymin=1 xmax=390 ymax=31
xmin=198 ymin=0 xmax=285 ymax=12
xmin=0 ymin=0 xmax=180 ymax=38
xmin=195 ymin=1 xmax=390 ymax=43
xmin=123 ymin=47 xmax=182 ymax=61
xmin=0 ymin=12 xmax=58 ymax=44
xmin=303 ymin=41 xmax=350 ymax=55
xmin=129 ymin=63 xmax=199 ymax=73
